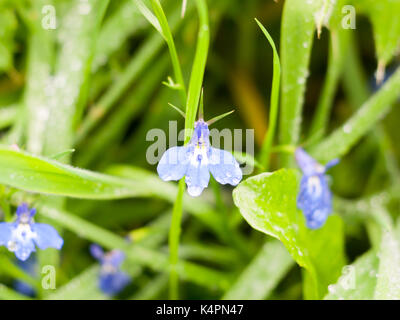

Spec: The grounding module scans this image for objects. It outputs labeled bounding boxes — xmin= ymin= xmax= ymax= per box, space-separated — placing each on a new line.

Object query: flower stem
xmin=168 ymin=179 xmax=185 ymax=299
xmin=167 ymin=0 xmax=209 ymax=299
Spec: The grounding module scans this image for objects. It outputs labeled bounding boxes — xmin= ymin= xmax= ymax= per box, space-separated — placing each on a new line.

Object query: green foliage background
xmin=0 ymin=0 xmax=399 ymax=300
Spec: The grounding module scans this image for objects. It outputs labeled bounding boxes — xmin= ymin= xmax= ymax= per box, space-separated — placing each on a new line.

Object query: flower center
xmin=307 ymin=175 xmax=322 ymax=197
xmin=10 ymin=223 xmax=37 ymax=247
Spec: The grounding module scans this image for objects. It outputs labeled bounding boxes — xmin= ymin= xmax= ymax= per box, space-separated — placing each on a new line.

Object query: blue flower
xmin=90 ymin=244 xmax=131 ymax=296
xmin=295 ymin=148 xmax=339 ymax=229
xmin=157 ymin=119 xmax=242 ymax=197
xmin=0 ymin=203 xmax=63 ymax=261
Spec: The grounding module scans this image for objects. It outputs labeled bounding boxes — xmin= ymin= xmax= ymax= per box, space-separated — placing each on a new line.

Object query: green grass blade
xmin=150 ymin=0 xmax=187 ymax=104
xmin=255 ymin=19 xmax=281 ymax=170
xmin=310 ymin=67 xmax=400 ymax=163
xmin=183 ymin=0 xmax=210 ymax=143
xmin=223 ymin=240 xmax=293 ymax=300
xmin=132 ymin=0 xmax=162 ymax=34
xmin=279 ymin=0 xmax=316 ymax=166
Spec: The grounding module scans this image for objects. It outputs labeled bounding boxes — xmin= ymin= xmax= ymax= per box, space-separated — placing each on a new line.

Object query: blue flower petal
xmin=157 ymin=146 xmax=191 ymax=181
xmin=16 ymin=203 xmax=29 ymax=217
xmin=99 ymin=271 xmax=131 ymax=296
xmin=185 ymin=157 xmax=210 ymax=197
xmin=208 ymin=147 xmax=242 ymax=186
xmin=297 ymin=175 xmax=332 ymax=229
xmin=326 ymin=158 xmax=340 ymax=170
xmin=108 ymin=250 xmax=125 ymax=268
xmin=14 ymin=239 xmax=36 ymax=261
xmin=295 ymin=147 xmax=322 ymax=175
xmin=0 ymin=222 xmax=13 ymax=246
xmin=90 ymin=244 xmax=104 ymax=261
xmin=32 ymin=223 xmax=63 ymax=250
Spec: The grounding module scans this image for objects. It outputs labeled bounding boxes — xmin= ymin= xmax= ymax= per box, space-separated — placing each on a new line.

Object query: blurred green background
xmin=0 ymin=0 xmax=399 ymax=300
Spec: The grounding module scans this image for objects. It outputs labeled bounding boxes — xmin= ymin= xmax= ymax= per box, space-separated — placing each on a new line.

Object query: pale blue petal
xmin=16 ymin=203 xmax=29 ymax=217
xmin=297 ymin=175 xmax=332 ymax=229
xmin=108 ymin=250 xmax=125 ymax=268
xmin=157 ymin=146 xmax=191 ymax=181
xmin=185 ymin=158 xmax=210 ymax=197
xmin=14 ymin=240 xmax=35 ymax=261
xmin=295 ymin=148 xmax=321 ymax=176
xmin=90 ymin=244 xmax=104 ymax=261
xmin=0 ymin=222 xmax=13 ymax=246
xmin=325 ymin=158 xmax=340 ymax=171
xmin=99 ymin=271 xmax=130 ymax=296
xmin=208 ymin=148 xmax=242 ymax=186
xmin=32 ymin=223 xmax=63 ymax=250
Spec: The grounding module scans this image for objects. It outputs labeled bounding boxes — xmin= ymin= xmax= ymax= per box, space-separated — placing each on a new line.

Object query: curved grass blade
xmin=222 ymin=240 xmax=293 ymax=300
xmin=310 ymin=67 xmax=400 ymax=163
xmin=255 ymin=19 xmax=281 ymax=170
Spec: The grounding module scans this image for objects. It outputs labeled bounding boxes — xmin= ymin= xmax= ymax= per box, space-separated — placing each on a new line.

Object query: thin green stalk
xmin=256 ymin=19 xmax=281 ymax=170
xmin=150 ymin=0 xmax=187 ymax=104
xmin=168 ymin=179 xmax=185 ymax=299
xmin=308 ymin=30 xmax=345 ymax=143
xmin=168 ymin=0 xmax=209 ymax=299
xmin=132 ymin=0 xmax=162 ymax=33
xmin=183 ymin=0 xmax=209 ymax=143
xmin=342 ymin=33 xmax=370 ymax=107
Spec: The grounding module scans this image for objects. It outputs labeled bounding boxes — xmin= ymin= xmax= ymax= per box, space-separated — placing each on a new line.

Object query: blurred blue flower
xmin=90 ymin=244 xmax=131 ymax=296
xmin=157 ymin=119 xmax=242 ymax=197
xmin=14 ymin=255 xmax=37 ymax=297
xmin=295 ymin=148 xmax=339 ymax=229
xmin=0 ymin=203 xmax=63 ymax=261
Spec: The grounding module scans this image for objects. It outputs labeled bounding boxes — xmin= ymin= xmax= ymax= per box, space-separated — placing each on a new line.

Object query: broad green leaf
xmin=0 ymin=146 xmax=153 ymax=199
xmin=0 ymin=146 xmax=228 ymax=243
xmin=324 ymin=250 xmax=378 ymax=300
xmin=233 ymin=169 xmax=345 ymax=298
xmin=222 ymin=240 xmax=294 ymax=300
